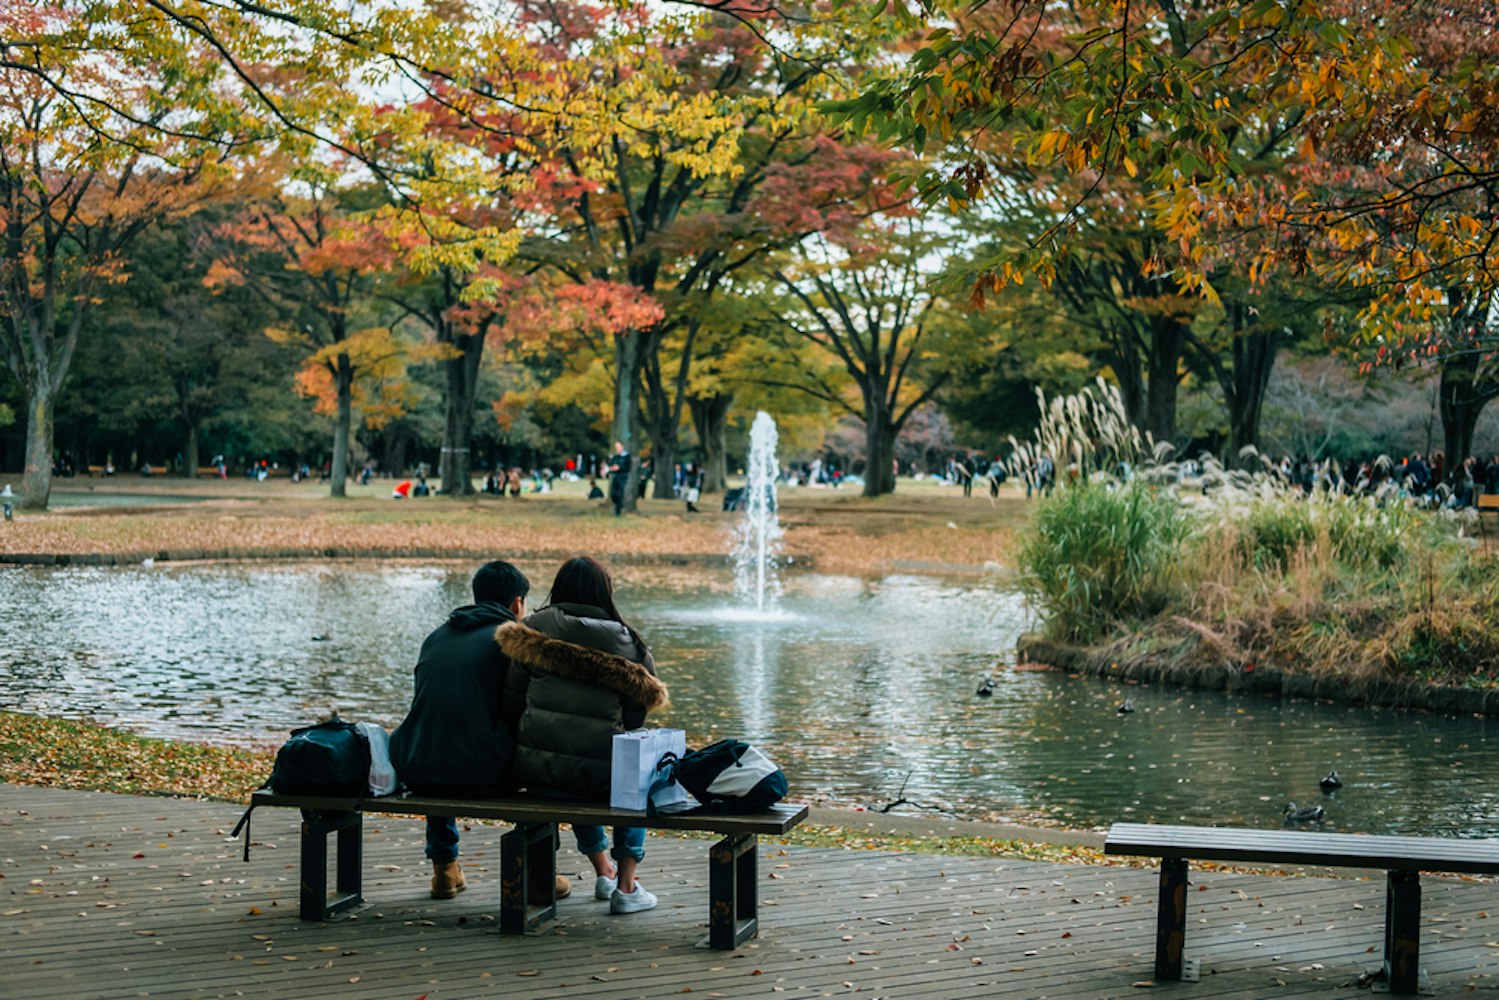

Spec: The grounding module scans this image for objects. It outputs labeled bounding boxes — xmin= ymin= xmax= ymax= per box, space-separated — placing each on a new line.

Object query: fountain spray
xmin=732 ymin=412 xmax=784 ymax=613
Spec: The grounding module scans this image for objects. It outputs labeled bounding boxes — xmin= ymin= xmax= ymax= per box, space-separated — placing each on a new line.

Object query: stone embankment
xmin=1018 ymin=632 xmax=1499 ymax=718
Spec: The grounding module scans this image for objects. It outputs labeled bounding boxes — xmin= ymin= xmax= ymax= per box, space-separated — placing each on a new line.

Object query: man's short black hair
xmin=472 ymin=561 xmax=529 ymax=605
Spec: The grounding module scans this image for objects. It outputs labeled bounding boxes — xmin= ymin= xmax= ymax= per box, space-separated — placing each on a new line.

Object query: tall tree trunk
xmin=612 ymin=331 xmax=644 ymax=513
xmin=20 ymin=385 xmax=54 ymax=510
xmin=1102 ymin=325 xmax=1147 ymax=432
xmin=863 ymin=399 xmax=897 ymax=497
xmin=643 ymin=393 xmax=678 ymax=501
xmin=1435 ymin=286 xmax=1499 ymax=485
xmin=690 ymin=393 xmax=731 ymax=492
xmin=329 ymin=352 xmax=352 ymax=498
xmin=385 ymin=427 xmax=409 ymax=478
xmin=1145 ymin=317 xmax=1186 ymax=446
xmin=183 ymin=423 xmax=200 ymax=479
xmin=1185 ymin=300 xmax=1281 ymax=469
xmin=650 ymin=436 xmax=677 ymax=500
xmin=1440 ymin=352 xmax=1486 ymax=484
xmin=439 ymin=332 xmax=484 ymax=496
xmin=1226 ymin=325 xmax=1279 ymax=467
xmin=644 ymin=320 xmax=700 ymax=501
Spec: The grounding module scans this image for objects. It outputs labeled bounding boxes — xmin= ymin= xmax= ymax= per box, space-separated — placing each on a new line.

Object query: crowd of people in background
xmin=1270 ymin=453 xmax=1499 ymax=509
xmin=48 ymin=442 xmax=1499 ymax=513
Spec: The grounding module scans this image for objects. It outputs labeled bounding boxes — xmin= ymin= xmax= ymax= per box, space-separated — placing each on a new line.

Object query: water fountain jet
xmin=732 ymin=411 xmax=784 ymax=615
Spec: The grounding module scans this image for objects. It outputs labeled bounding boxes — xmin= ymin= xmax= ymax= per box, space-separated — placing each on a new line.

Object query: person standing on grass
xmin=683 ymin=462 xmax=702 ymax=513
xmin=497 ymin=556 xmax=667 ymax=915
xmin=388 ymin=561 xmax=572 ymax=901
xmin=608 ymin=441 xmax=632 ymax=516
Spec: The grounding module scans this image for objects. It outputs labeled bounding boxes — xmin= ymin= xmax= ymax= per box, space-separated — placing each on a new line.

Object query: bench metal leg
xmin=1154 ymin=858 xmax=1198 ymax=981
xmin=1377 ymin=869 xmax=1428 ymax=995
xmin=500 ymin=821 xmax=557 ymax=935
xmin=299 ymin=811 xmax=363 ymax=921
xmin=705 ymin=832 xmax=758 ymax=950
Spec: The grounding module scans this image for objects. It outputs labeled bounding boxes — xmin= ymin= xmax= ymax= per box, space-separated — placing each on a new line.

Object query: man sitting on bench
xmin=388 ymin=561 xmax=572 ymax=900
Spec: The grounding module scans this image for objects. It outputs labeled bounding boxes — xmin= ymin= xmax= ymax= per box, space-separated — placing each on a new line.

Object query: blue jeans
xmin=573 ymin=823 xmax=645 ymax=862
xmin=426 ymin=816 xmax=460 ymax=864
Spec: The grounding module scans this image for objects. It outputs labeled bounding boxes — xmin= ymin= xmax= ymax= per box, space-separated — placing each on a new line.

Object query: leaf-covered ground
xmin=0 ymin=711 xmax=1141 ymax=868
xmin=0 ymin=477 xmax=1020 ymax=576
xmin=0 ymin=711 xmax=272 ymax=800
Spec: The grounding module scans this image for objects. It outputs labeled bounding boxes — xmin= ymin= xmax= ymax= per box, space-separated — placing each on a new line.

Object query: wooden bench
xmin=245 ymin=790 xmax=808 ymax=949
xmin=1106 ymin=822 xmax=1499 ymax=995
xmin=1479 ymin=494 xmax=1499 ymax=541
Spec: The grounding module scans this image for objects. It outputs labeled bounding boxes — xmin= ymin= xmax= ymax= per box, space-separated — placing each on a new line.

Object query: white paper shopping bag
xmin=610 ymin=728 xmax=689 ymax=811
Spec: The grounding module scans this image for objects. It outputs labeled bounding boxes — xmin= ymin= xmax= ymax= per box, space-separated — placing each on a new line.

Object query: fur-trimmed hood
xmin=495 ymin=621 xmax=668 ymax=711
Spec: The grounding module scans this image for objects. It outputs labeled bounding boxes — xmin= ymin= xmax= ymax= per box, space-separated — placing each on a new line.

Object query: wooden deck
xmin=4 ymin=785 xmax=1499 ymax=998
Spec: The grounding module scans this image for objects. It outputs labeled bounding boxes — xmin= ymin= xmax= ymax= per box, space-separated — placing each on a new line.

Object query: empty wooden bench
xmin=1479 ymin=494 xmax=1499 ymax=542
xmin=1106 ymin=822 xmax=1499 ymax=995
xmin=243 ymin=790 xmax=808 ymax=949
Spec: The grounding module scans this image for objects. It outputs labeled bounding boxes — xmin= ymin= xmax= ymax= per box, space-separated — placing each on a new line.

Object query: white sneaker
xmin=609 ymin=882 xmax=658 ymax=914
xmin=594 ymin=874 xmax=617 ymax=900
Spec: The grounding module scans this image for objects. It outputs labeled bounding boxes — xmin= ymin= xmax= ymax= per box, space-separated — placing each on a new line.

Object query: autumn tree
xmin=832 ymin=0 xmax=1499 ymax=350
xmin=1313 ymin=0 xmax=1499 ymax=476
xmin=206 ymin=177 xmax=393 ymax=495
xmin=826 ymin=0 xmax=1399 ymax=455
xmin=0 ymin=4 xmax=232 ymax=507
xmin=513 ymin=2 xmax=899 ymax=508
xmin=757 ymin=218 xmax=956 ymax=496
xmin=373 ymin=264 xmax=503 ymax=494
xmin=55 ymin=211 xmax=300 ymax=475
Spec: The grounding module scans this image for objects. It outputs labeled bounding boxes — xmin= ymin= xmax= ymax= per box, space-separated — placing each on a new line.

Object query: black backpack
xmin=664 ymin=739 xmax=787 ymax=813
xmin=268 ymin=719 xmax=370 ymax=796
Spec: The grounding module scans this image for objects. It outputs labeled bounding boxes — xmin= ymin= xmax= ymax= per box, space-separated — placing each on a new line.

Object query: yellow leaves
xmin=291 ymin=326 xmax=447 ymax=430
xmin=1037 ymin=130 xmax=1071 ymax=158
xmin=1122 ymin=156 xmax=1137 ymax=179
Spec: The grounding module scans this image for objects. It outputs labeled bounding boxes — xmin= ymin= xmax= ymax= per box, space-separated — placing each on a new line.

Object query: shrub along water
xmin=1013 ymin=386 xmax=1499 ymax=693
xmin=1019 ymin=480 xmax=1187 ymax=641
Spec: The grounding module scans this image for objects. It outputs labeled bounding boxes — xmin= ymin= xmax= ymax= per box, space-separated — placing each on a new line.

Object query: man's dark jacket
xmin=389 ymin=602 xmax=517 ymax=796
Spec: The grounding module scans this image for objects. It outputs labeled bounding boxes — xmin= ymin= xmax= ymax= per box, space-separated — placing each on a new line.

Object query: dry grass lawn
xmin=0 ymin=475 xmax=1028 ymax=576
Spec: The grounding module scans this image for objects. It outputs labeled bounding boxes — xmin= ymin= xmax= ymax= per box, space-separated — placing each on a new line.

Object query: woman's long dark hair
xmin=545 ymin=555 xmax=623 ymax=622
xmin=545 ymin=556 xmax=648 ymax=659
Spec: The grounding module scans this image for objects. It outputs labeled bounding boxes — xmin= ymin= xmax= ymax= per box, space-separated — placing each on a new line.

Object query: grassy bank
xmin=0 ymin=477 xmax=1020 ymax=576
xmin=1018 ymin=476 xmax=1499 ymax=694
xmin=1000 ymin=380 xmax=1499 ymax=697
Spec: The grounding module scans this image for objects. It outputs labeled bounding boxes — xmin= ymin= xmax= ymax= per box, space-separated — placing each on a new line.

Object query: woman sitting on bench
xmin=497 ymin=556 xmax=669 ymax=915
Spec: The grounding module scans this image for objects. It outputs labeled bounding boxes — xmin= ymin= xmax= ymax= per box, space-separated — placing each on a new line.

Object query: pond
xmin=2 ymin=561 xmax=1495 ymax=837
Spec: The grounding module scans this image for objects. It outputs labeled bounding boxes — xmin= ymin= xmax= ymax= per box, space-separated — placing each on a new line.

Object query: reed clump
xmin=1013 ymin=383 xmax=1499 ymax=691
xmin=1018 ymin=479 xmax=1186 ymax=642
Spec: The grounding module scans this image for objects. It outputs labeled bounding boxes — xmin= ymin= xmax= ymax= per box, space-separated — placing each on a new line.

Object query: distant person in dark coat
xmin=608 ymin=441 xmax=632 ymax=516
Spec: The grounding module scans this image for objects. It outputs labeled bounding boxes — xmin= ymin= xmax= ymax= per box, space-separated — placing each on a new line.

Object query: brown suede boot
xmin=555 ymin=874 xmax=572 ymax=899
xmin=431 ymin=860 xmax=467 ymax=899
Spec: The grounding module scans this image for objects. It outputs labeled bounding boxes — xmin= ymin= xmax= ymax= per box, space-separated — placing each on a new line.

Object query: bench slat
xmin=1105 ymin=822 xmax=1499 ymax=873
xmin=250 ymin=790 xmax=808 ymax=836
